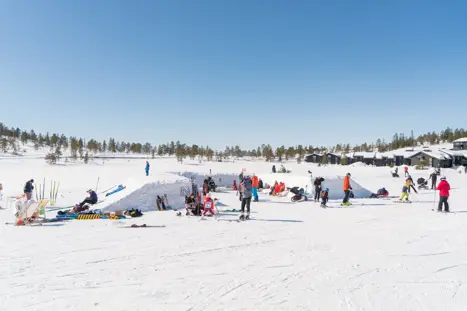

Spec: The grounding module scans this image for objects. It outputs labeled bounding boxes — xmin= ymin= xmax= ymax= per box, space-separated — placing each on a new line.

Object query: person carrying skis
xmin=342 ymin=173 xmax=352 ymax=206
xmin=321 ymin=188 xmax=329 ymax=207
xmin=429 ymin=170 xmax=438 ymax=190
xmin=436 ymin=176 xmax=450 ymax=212
xmin=252 ymin=174 xmax=259 ymax=202
xmin=145 ymin=161 xmax=150 ymax=176
xmin=23 ymin=179 xmax=34 ymax=200
xmin=201 ymin=193 xmax=216 ymax=218
xmin=313 ymin=177 xmax=324 ymax=202
xmin=240 ymin=175 xmax=253 ymax=220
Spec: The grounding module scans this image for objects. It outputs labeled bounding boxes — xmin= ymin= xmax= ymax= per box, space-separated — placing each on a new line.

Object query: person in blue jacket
xmin=145 ymin=161 xmax=150 ymax=176
xmin=78 ymin=189 xmax=98 ymax=208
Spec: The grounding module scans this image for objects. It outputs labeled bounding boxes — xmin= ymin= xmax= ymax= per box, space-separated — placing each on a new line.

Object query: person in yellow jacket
xmin=400 ymin=178 xmax=417 ymax=201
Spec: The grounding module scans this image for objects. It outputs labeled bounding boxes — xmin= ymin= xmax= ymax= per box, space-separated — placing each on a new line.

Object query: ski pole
xmin=95 ymin=177 xmax=100 ymax=192
xmin=55 ymin=182 xmax=60 ymax=204
xmin=42 ymin=178 xmax=45 ymax=201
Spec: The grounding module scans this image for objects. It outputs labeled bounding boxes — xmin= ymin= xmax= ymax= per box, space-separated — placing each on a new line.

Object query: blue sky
xmin=1 ymin=0 xmax=466 ymax=149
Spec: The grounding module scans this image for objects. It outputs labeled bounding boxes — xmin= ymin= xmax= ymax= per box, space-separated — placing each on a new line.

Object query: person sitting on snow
xmin=377 ymin=188 xmax=389 ymax=197
xmin=258 ymin=178 xmax=264 ymax=190
xmin=320 ymin=188 xmax=329 ymax=207
xmin=201 ymin=193 xmax=216 ymax=218
xmin=232 ymin=180 xmax=238 ymax=191
xmin=76 ymin=189 xmax=98 ymax=210
xmin=269 ymin=181 xmax=278 ymax=195
xmin=185 ymin=193 xmax=197 ymax=216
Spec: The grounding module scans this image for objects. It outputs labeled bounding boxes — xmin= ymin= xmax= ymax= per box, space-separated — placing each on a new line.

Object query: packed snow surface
xmin=1 ymin=158 xmax=467 ymax=311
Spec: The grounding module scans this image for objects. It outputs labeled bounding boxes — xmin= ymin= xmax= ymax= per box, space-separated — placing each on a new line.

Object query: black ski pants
xmin=79 ymin=198 xmax=97 ymax=207
xmin=314 ymin=186 xmax=321 ymax=201
xmin=343 ymin=190 xmax=350 ymax=204
xmin=438 ymin=196 xmax=449 ymax=212
xmin=431 ymin=178 xmax=437 ymax=189
xmin=241 ymin=197 xmax=251 ymax=214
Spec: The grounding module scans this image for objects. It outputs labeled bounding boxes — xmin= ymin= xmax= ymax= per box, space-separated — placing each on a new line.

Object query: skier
xmin=436 ymin=177 xmax=450 ymax=212
xmin=23 ymin=179 xmax=34 ymax=200
xmin=252 ymin=174 xmax=259 ymax=202
xmin=429 ymin=170 xmax=438 ymax=190
xmin=404 ymin=166 xmax=409 ymax=177
xmin=320 ymin=188 xmax=329 ymax=207
xmin=239 ymin=175 xmax=253 ymax=220
xmin=313 ymin=177 xmax=324 ymax=202
xmin=341 ymin=173 xmax=352 ymax=206
xmin=201 ymin=193 xmax=215 ymax=218
xmin=145 ymin=161 xmax=150 ymax=176
xmin=77 ymin=189 xmax=98 ymax=208
xmin=399 ymin=178 xmax=417 ymax=202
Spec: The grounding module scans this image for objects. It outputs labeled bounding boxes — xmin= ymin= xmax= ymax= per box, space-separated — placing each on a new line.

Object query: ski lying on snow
xmin=118 ymin=224 xmax=165 ymax=228
xmin=216 ymin=218 xmax=240 ymax=222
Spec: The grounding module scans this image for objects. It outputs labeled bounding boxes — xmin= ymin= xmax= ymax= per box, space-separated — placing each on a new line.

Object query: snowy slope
xmin=1 ymin=157 xmax=467 ymax=310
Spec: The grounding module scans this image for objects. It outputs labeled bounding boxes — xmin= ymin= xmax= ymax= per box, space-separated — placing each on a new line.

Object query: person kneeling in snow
xmin=76 ymin=189 xmax=98 ymax=210
xmin=201 ymin=193 xmax=216 ymax=218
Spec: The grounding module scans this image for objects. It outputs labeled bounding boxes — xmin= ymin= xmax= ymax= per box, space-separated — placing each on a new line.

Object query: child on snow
xmin=399 ymin=178 xmax=417 ymax=201
xmin=232 ymin=180 xmax=238 ymax=191
xmin=320 ymin=188 xmax=329 ymax=207
xmin=145 ymin=161 xmax=150 ymax=176
xmin=202 ymin=193 xmax=215 ymax=217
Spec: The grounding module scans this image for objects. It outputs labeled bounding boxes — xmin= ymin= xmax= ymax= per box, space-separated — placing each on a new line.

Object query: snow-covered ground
xmin=1 ymin=158 xmax=467 ymax=310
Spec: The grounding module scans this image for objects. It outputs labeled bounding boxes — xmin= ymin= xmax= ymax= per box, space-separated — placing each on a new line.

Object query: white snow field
xmin=1 ymin=158 xmax=467 ymax=311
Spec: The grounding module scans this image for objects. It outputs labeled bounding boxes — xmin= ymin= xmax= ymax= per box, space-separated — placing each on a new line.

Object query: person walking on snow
xmin=23 ymin=179 xmax=34 ymax=200
xmin=251 ymin=174 xmax=259 ymax=202
xmin=436 ymin=177 xmax=450 ymax=212
xmin=341 ymin=173 xmax=352 ymax=206
xmin=313 ymin=177 xmax=324 ymax=202
xmin=429 ymin=170 xmax=438 ymax=190
xmin=240 ymin=175 xmax=253 ymax=220
xmin=145 ymin=161 xmax=150 ymax=176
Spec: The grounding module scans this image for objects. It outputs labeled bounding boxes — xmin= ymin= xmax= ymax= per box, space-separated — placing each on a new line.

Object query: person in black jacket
xmin=429 ymin=171 xmax=438 ymax=190
xmin=23 ymin=179 xmax=34 ymax=200
xmin=313 ymin=177 xmax=325 ymax=202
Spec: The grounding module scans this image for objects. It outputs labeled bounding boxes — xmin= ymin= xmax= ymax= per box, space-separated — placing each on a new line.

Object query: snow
xmin=1 ymin=158 xmax=467 ymax=310
xmin=453 ymin=137 xmax=467 ymax=143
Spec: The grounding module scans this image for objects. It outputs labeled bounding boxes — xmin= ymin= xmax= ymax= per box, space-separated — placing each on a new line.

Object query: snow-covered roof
xmin=439 ymin=149 xmax=467 ymax=157
xmin=408 ymin=150 xmax=451 ymax=160
xmin=353 ymin=152 xmax=376 ymax=159
xmin=453 ymin=137 xmax=467 ymax=143
xmin=328 ymin=152 xmax=342 ymax=158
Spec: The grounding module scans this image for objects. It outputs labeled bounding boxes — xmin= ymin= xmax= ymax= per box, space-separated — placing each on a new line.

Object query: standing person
xmin=429 ymin=170 xmax=438 ymax=190
xmin=240 ymin=175 xmax=253 ymax=220
xmin=341 ymin=173 xmax=352 ymax=206
xmin=251 ymin=174 xmax=259 ymax=202
xmin=436 ymin=177 xmax=450 ymax=212
xmin=404 ymin=166 xmax=409 ymax=177
xmin=203 ymin=179 xmax=209 ymax=196
xmin=145 ymin=161 xmax=150 ymax=176
xmin=0 ymin=182 xmax=3 ymax=201
xmin=201 ymin=193 xmax=215 ymax=218
xmin=399 ymin=178 xmax=417 ymax=201
xmin=239 ymin=171 xmax=244 ymax=183
xmin=313 ymin=177 xmax=324 ymax=202
xmin=23 ymin=179 xmax=34 ymax=200
xmin=258 ymin=178 xmax=264 ymax=190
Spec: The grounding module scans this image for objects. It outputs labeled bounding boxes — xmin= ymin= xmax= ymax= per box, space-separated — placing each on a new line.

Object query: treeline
xmin=0 ymin=122 xmax=466 ymax=163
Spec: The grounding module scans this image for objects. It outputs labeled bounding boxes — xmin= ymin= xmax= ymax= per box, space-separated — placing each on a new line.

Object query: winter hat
xmin=30 ymin=179 xmax=34 ymax=183
xmin=325 ymin=188 xmax=329 ymax=191
xmin=347 ymin=173 xmax=351 ymax=176
xmin=440 ymin=176 xmax=446 ymax=180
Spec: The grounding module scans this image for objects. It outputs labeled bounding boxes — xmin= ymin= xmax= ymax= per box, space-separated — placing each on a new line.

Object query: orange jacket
xmin=252 ymin=176 xmax=259 ymax=188
xmin=343 ymin=175 xmax=351 ymax=190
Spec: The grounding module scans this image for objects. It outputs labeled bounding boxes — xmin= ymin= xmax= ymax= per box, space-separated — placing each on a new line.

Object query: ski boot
xmin=245 ymin=213 xmax=250 ymax=220
xmin=239 ymin=214 xmax=245 ymax=221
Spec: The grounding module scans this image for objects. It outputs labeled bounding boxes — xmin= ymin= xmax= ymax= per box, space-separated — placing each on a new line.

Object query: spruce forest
xmin=0 ymin=122 xmax=466 ymax=163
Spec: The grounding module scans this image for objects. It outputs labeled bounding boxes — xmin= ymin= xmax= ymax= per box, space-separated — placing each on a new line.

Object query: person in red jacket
xmin=436 ymin=177 xmax=450 ymax=212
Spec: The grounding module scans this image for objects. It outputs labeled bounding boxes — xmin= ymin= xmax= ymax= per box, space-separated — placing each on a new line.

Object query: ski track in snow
xmin=1 ymin=158 xmax=467 ymax=310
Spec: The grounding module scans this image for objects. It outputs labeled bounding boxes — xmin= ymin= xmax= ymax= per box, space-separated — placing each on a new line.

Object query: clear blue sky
xmin=1 ymin=0 xmax=466 ymax=150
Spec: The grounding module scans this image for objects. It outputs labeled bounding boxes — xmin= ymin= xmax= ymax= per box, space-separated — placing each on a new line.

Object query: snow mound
xmin=174 ymin=171 xmax=239 ymax=188
xmin=350 ymin=162 xmax=368 ymax=167
xmin=321 ymin=176 xmax=373 ymax=200
xmin=101 ymin=173 xmax=190 ymax=212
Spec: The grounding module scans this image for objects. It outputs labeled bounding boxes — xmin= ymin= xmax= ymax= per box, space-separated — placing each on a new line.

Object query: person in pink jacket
xmin=436 ymin=176 xmax=450 ymax=212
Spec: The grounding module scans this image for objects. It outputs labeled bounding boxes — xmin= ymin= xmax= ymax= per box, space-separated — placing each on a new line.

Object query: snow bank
xmin=102 ymin=173 xmax=190 ymax=212
xmin=174 ymin=171 xmax=239 ymax=188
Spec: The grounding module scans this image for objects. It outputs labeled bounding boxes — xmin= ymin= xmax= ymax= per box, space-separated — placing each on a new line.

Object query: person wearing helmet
xmin=240 ymin=175 xmax=253 ymax=220
xmin=436 ymin=176 xmax=450 ymax=212
xmin=23 ymin=179 xmax=34 ymax=200
xmin=341 ymin=173 xmax=352 ymax=206
xmin=321 ymin=188 xmax=329 ymax=208
xmin=201 ymin=192 xmax=216 ymax=218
